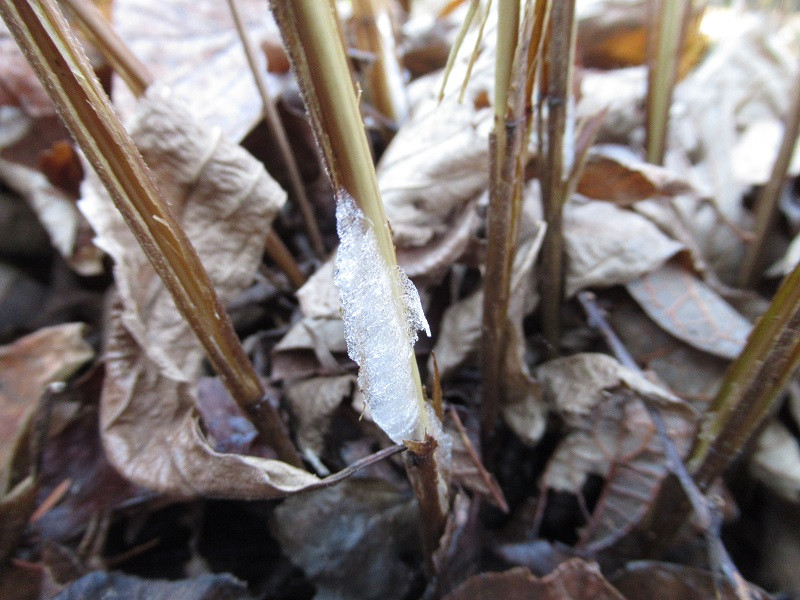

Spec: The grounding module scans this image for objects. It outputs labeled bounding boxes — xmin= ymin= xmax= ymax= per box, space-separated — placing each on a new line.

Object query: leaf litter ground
xmin=0 ymin=1 xmax=799 ymax=599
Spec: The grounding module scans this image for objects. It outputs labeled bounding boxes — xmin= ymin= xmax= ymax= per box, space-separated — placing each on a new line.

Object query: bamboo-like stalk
xmin=268 ymin=0 xmax=446 ymax=565
xmin=225 ymin=0 xmax=326 ymax=260
xmin=538 ymin=0 xmax=577 ymax=354
xmin=351 ymin=0 xmax=409 ymax=125
xmin=689 ymin=260 xmax=800 ymax=488
xmin=268 ymin=2 xmax=427 ymax=427
xmin=738 ymin=56 xmax=800 ymax=288
xmin=481 ymin=0 xmax=549 ymax=448
xmin=0 ymin=0 xmax=301 ymax=467
xmin=645 ymin=0 xmax=689 ymax=165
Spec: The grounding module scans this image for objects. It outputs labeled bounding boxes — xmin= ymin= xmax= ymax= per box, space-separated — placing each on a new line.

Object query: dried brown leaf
xmin=577 ymin=145 xmax=696 ymax=205
xmin=271 ymin=317 xmax=348 ymax=382
xmin=52 ymin=571 xmax=252 ymax=600
xmin=111 ymin=0 xmax=286 ymax=142
xmin=0 ymin=159 xmax=102 ymax=276
xmin=377 ymin=17 xmax=494 ymax=248
xmin=285 ymin=374 xmax=354 ymax=456
xmin=443 ymin=559 xmax=625 ymax=600
xmin=564 ymin=198 xmax=684 ymax=297
xmin=0 ymin=323 xmax=93 ymax=492
xmin=611 ymin=561 xmax=771 ymax=600
xmin=749 ymin=420 xmax=800 ymax=504
xmin=80 ymin=89 xmax=319 ymax=498
xmin=270 ymin=479 xmax=419 ymax=600
xmin=625 ymin=261 xmax=752 ymax=360
xmin=536 ymin=354 xmax=696 ymax=550
xmin=605 ymin=295 xmax=727 ymax=403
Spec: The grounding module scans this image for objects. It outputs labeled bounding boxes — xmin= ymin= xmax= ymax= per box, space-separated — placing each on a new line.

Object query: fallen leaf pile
xmin=1 ymin=0 xmax=799 ymax=599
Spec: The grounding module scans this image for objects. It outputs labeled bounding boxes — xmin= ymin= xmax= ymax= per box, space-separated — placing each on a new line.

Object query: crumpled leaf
xmin=611 ymin=561 xmax=771 ymax=600
xmin=536 ymin=353 xmax=697 ymax=550
xmin=378 ymin=13 xmax=493 ymax=249
xmin=767 ymin=230 xmax=800 ymax=278
xmin=111 ymin=0 xmax=287 ymax=142
xmin=0 ymin=324 xmax=92 ymax=562
xmin=0 ymin=159 xmax=102 ymax=276
xmin=79 ymin=87 xmax=319 ymax=498
xmin=669 ymin=18 xmax=797 ymax=218
xmin=749 ymin=420 xmax=800 ymax=505
xmin=577 ymin=145 xmax=697 ymax=205
xmin=564 ymin=197 xmax=684 ymax=297
xmin=443 ymin=559 xmax=625 ymax=600
xmin=270 ymin=479 xmax=419 ymax=600
xmin=626 ymin=261 xmax=752 ymax=360
xmin=284 ymin=374 xmax=354 ymax=457
xmin=731 ymin=118 xmax=800 ymax=187
xmin=271 ymin=317 xmax=348 ymax=382
xmin=577 ymin=67 xmax=646 ymax=148
xmin=0 ymin=324 xmax=93 ymax=493
xmin=53 ymin=571 xmax=252 ymax=600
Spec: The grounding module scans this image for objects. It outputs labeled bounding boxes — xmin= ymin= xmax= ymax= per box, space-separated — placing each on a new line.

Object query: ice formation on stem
xmin=333 ymin=190 xmax=430 ymax=443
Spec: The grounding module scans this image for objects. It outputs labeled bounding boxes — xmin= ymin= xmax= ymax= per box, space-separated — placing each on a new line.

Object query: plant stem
xmin=481 ymin=0 xmax=550 ymax=449
xmin=539 ymin=0 xmax=577 ymax=355
xmin=645 ymin=0 xmax=689 ymax=165
xmin=351 ymin=0 xmax=408 ymax=125
xmin=268 ymin=0 xmax=428 ymax=437
xmin=60 ymin=0 xmax=152 ymax=97
xmin=647 ymin=260 xmax=800 ymax=555
xmin=0 ymin=0 xmax=301 ymax=467
xmin=738 ymin=56 xmax=800 ymax=288
xmin=226 ymin=0 xmax=327 ymax=260
xmin=689 ymin=260 xmax=800 ymax=488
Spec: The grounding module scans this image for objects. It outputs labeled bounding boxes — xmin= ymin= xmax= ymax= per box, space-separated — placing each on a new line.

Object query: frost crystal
xmin=333 ymin=191 xmax=430 ymax=443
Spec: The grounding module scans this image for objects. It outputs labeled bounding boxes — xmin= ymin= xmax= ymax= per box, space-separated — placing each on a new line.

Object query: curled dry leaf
xmin=577 ymin=145 xmax=697 ymax=205
xmin=52 ymin=571 xmax=253 ymax=600
xmin=611 ymin=561 xmax=771 ymax=600
xmin=111 ymin=0 xmax=286 ymax=142
xmin=669 ymin=18 xmax=797 ymax=217
xmin=749 ymin=420 xmax=800 ymax=505
xmin=577 ymin=0 xmax=650 ymax=69
xmin=284 ymin=374 xmax=354 ymax=457
xmin=564 ymin=197 xmax=684 ymax=297
xmin=443 ymin=559 xmax=625 ymax=600
xmin=625 ymin=261 xmax=752 ymax=360
xmin=377 ymin=13 xmax=493 ymax=249
xmin=536 ymin=353 xmax=696 ymax=550
xmin=270 ymin=479 xmax=419 ymax=600
xmin=0 ymin=159 xmax=103 ymax=276
xmin=79 ymin=88 xmax=319 ymax=498
xmin=577 ymin=67 xmax=646 ymax=148
xmin=0 ymin=323 xmax=93 ymax=561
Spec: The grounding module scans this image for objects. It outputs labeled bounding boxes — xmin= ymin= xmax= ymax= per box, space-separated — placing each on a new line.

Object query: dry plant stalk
xmin=538 ymin=0 xmax=577 ymax=353
xmin=269 ymin=0 xmax=446 ymax=558
xmin=481 ymin=0 xmax=549 ymax=447
xmin=351 ymin=0 xmax=409 ymax=124
xmin=645 ymin=0 xmax=689 ymax=165
xmin=648 ymin=260 xmax=800 ymax=554
xmin=0 ymin=0 xmax=301 ymax=466
xmin=226 ymin=0 xmax=326 ymax=260
xmin=738 ymin=55 xmax=800 ymax=288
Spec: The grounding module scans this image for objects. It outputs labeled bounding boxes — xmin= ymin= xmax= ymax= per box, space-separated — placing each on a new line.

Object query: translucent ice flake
xmin=333 ymin=191 xmax=430 ymax=443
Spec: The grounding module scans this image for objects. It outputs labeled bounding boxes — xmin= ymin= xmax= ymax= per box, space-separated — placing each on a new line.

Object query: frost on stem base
xmin=333 ymin=190 xmax=430 ymax=443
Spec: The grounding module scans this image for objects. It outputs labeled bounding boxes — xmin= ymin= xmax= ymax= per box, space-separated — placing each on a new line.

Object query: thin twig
xmin=226 ymin=0 xmax=327 ymax=259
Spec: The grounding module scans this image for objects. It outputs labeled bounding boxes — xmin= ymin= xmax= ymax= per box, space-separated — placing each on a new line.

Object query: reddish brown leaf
xmin=443 ymin=559 xmax=625 ymax=600
xmin=611 ymin=561 xmax=770 ymax=600
xmin=626 ymin=261 xmax=752 ymax=360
